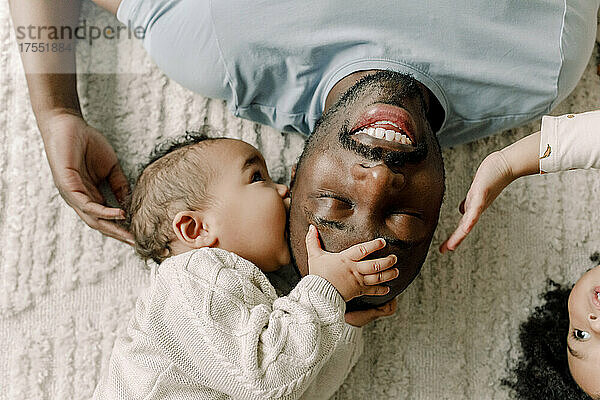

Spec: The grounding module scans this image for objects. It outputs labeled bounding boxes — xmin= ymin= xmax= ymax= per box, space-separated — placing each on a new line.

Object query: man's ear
xmin=172 ymin=211 xmax=218 ymax=248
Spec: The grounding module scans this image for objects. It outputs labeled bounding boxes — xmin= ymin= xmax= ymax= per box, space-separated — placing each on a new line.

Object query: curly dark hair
xmin=502 ymin=271 xmax=598 ymax=399
xmin=127 ymin=127 xmax=224 ymax=264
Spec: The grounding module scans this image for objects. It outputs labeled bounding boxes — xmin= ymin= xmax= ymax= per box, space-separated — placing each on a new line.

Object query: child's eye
xmin=251 ymin=171 xmax=266 ymax=183
xmin=573 ymin=329 xmax=591 ymax=341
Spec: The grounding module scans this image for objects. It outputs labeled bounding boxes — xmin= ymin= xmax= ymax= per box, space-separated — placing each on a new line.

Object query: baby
xmin=93 ymin=131 xmax=399 ymax=400
xmin=440 ymin=110 xmax=600 ymax=398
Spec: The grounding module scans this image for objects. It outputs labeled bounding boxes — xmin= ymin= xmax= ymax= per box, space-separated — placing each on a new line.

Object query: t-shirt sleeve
xmin=149 ymin=248 xmax=350 ymax=400
xmin=539 ymin=110 xmax=600 ymax=173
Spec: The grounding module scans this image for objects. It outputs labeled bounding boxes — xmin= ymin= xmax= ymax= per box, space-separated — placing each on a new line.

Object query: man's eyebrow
xmin=241 ymin=155 xmax=262 ymax=171
xmin=567 ymin=341 xmax=585 ymax=360
xmin=304 ymin=208 xmax=350 ymax=232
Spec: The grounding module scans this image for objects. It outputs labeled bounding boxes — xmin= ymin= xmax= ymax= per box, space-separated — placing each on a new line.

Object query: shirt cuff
xmin=539 ymin=110 xmax=600 ymax=174
xmin=539 ymin=114 xmax=559 ymax=174
xmin=295 ymin=274 xmax=346 ymax=314
xmin=341 ymin=323 xmax=363 ymax=344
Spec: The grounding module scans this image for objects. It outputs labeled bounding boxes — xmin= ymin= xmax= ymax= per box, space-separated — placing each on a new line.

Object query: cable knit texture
xmin=93 ymin=248 xmax=361 ymax=399
xmin=0 ymin=2 xmax=599 ymax=399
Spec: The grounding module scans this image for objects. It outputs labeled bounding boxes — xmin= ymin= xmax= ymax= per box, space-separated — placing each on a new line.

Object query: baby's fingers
xmin=305 ymin=224 xmax=322 ymax=257
xmin=439 ymin=216 xmax=474 ymax=253
xmin=362 ymin=268 xmax=399 ymax=285
xmin=342 ymin=238 xmax=386 ymax=261
xmin=439 ymin=196 xmax=483 ymax=253
xmin=361 ymin=285 xmax=391 ymax=296
xmin=356 ymin=254 xmax=397 ymax=275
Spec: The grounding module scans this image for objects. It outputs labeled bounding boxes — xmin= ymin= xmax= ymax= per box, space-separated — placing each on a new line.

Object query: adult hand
xmin=40 ymin=111 xmax=134 ymax=245
xmin=305 ymin=224 xmax=399 ymax=301
xmin=344 ymin=298 xmax=397 ymax=327
xmin=439 ymin=151 xmax=514 ymax=253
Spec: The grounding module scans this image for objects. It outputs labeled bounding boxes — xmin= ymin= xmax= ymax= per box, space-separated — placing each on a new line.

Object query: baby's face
xmin=567 ymin=264 xmax=600 ymax=398
xmin=208 ymin=140 xmax=290 ymax=272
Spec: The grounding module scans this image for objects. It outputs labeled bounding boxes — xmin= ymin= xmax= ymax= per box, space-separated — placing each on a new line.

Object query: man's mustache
xmin=338 ymin=128 xmax=428 ymax=169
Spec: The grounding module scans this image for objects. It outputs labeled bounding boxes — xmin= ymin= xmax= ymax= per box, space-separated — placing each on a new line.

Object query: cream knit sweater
xmin=92 ymin=248 xmax=363 ymax=400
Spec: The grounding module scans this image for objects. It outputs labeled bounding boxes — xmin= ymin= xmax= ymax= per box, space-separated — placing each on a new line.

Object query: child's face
xmin=567 ymin=264 xmax=600 ymax=398
xmin=208 ymin=140 xmax=290 ymax=271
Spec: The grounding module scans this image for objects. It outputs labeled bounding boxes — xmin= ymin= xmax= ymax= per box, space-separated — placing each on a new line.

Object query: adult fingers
xmin=107 ymin=163 xmax=131 ymax=206
xmin=344 ymin=308 xmax=379 ymax=327
xmin=356 ymin=254 xmax=397 ymax=275
xmin=75 ymin=205 xmax=135 ymax=246
xmin=376 ymin=298 xmax=398 ymax=316
xmin=362 ymin=268 xmax=399 ymax=285
xmin=344 ymin=299 xmax=397 ymax=327
xmin=95 ymin=218 xmax=135 ymax=245
xmin=439 ymin=215 xmax=474 ymax=253
xmin=305 ymin=224 xmax=322 ymax=258
xmin=70 ymin=191 xmax=126 ymax=220
xmin=342 ymin=238 xmax=386 ymax=261
xmin=439 ymin=194 xmax=484 ymax=253
xmin=73 ymin=207 xmax=135 ymax=245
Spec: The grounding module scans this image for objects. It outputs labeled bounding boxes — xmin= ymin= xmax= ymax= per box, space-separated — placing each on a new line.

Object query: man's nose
xmin=351 ymin=163 xmax=406 ymax=199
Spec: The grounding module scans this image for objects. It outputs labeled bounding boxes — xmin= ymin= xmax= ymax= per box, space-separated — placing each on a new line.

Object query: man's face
xmin=288 ymin=71 xmax=445 ymax=309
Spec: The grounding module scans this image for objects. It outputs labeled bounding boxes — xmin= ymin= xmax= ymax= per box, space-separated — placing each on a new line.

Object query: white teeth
xmin=597 ymin=292 xmax=600 ymax=301
xmin=374 ymin=121 xmax=400 ymax=129
xmin=357 ymin=126 xmax=413 ymax=145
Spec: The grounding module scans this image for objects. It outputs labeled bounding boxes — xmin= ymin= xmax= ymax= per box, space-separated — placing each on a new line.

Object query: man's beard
xmin=338 ymin=127 xmax=428 ymax=170
xmin=329 ymin=70 xmax=430 ymax=169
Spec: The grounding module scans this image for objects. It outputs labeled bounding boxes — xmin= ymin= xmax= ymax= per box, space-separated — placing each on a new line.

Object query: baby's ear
xmin=172 ymin=211 xmax=217 ymax=248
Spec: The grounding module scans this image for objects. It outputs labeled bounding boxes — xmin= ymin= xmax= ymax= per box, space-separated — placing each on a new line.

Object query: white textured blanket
xmin=1 ymin=2 xmax=599 ymax=399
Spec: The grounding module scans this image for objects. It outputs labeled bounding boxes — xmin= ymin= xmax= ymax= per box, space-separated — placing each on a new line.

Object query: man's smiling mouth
xmin=349 ymin=103 xmax=418 ymax=151
xmin=353 ymin=121 xmax=413 ymax=145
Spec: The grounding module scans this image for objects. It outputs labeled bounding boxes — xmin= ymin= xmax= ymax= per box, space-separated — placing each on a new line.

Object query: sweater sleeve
xmin=149 ymin=248 xmax=349 ymax=400
xmin=539 ymin=110 xmax=600 ymax=173
xmin=298 ymin=324 xmax=364 ymax=400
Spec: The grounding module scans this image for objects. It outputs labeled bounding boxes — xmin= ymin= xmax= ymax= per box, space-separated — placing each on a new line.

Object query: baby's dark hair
xmin=127 ymin=127 xmax=225 ymax=264
xmin=502 ymin=267 xmax=598 ymax=399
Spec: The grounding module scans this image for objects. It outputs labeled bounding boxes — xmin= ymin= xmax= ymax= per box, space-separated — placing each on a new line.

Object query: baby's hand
xmin=305 ymin=225 xmax=399 ymax=301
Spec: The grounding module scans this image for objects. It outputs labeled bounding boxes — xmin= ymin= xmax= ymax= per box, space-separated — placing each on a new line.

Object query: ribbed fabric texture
xmin=93 ymin=248 xmax=362 ymax=399
xmin=1 ymin=2 xmax=599 ymax=399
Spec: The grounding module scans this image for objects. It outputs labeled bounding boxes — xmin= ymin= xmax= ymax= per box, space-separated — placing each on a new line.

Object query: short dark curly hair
xmin=127 ymin=127 xmax=225 ymax=264
xmin=502 ymin=277 xmax=594 ymax=400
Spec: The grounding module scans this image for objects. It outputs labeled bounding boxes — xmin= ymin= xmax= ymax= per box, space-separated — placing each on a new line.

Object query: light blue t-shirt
xmin=117 ymin=0 xmax=599 ymax=147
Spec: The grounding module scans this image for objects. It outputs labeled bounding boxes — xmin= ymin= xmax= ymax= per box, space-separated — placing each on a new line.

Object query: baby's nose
xmin=276 ymin=183 xmax=289 ymax=198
